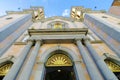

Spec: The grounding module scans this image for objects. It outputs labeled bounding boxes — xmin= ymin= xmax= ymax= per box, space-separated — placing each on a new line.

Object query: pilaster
xmin=3 ymin=40 xmax=33 ymax=80
xmin=83 ymin=38 xmax=118 ymax=80
xmin=18 ymin=40 xmax=42 ymax=80
xmin=75 ymin=38 xmax=103 ymax=80
xmin=74 ymin=61 xmax=86 ymax=80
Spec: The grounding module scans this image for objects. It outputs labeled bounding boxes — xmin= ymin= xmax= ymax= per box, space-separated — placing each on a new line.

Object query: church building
xmin=0 ymin=0 xmax=120 ymax=80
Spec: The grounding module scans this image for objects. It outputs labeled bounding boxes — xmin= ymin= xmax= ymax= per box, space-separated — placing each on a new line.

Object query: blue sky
xmin=0 ymin=0 xmax=114 ymax=17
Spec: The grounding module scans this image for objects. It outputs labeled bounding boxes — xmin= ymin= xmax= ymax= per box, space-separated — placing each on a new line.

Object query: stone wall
xmin=0 ymin=14 xmax=32 ymax=56
xmin=84 ymin=14 xmax=120 ymax=57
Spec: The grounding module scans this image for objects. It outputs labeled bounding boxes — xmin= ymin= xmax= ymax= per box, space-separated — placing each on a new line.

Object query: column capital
xmin=35 ymin=39 xmax=43 ymax=46
xmin=83 ymin=37 xmax=90 ymax=42
xmin=82 ymin=37 xmax=91 ymax=45
xmin=26 ymin=39 xmax=34 ymax=46
xmin=75 ymin=38 xmax=82 ymax=41
xmin=35 ymin=39 xmax=42 ymax=42
xmin=27 ymin=39 xmax=42 ymax=45
xmin=27 ymin=39 xmax=34 ymax=42
xmin=74 ymin=38 xmax=83 ymax=46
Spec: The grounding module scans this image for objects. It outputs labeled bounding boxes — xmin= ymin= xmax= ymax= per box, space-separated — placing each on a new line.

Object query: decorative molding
xmin=28 ymin=28 xmax=88 ymax=35
xmin=40 ymin=16 xmax=74 ymax=22
xmin=103 ymin=53 xmax=120 ymax=66
xmin=14 ymin=42 xmax=27 ymax=45
xmin=47 ymin=20 xmax=69 ymax=29
xmin=46 ymin=54 xmax=73 ymax=67
xmin=0 ymin=56 xmax=15 ymax=64
xmin=90 ymin=40 xmax=103 ymax=43
xmin=40 ymin=46 xmax=80 ymax=63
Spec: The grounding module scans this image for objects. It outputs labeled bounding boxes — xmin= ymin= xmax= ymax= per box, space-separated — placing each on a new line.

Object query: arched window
xmin=54 ymin=23 xmax=62 ymax=29
xmin=0 ymin=61 xmax=13 ymax=80
xmin=47 ymin=21 xmax=68 ymax=29
xmin=104 ymin=59 xmax=120 ymax=79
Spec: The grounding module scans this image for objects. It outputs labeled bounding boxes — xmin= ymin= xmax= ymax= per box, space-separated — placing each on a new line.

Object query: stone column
xmin=34 ymin=62 xmax=45 ymax=80
xmin=74 ymin=61 xmax=86 ymax=80
xmin=18 ymin=40 xmax=41 ymax=80
xmin=84 ymin=38 xmax=118 ymax=80
xmin=3 ymin=40 xmax=33 ymax=80
xmin=76 ymin=39 xmax=102 ymax=80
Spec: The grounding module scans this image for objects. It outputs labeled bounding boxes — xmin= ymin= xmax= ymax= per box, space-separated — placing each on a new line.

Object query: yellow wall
xmin=92 ymin=42 xmax=117 ymax=56
xmin=1 ymin=44 xmax=25 ymax=58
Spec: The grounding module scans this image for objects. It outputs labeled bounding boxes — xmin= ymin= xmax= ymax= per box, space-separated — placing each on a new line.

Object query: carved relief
xmin=47 ymin=21 xmax=68 ymax=29
xmin=46 ymin=54 xmax=72 ymax=67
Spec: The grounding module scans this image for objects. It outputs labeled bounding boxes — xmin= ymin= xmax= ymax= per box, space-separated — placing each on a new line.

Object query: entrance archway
xmin=39 ymin=46 xmax=84 ymax=80
xmin=45 ymin=52 xmax=76 ymax=80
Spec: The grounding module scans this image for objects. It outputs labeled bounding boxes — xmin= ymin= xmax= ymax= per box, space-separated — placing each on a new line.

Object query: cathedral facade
xmin=0 ymin=0 xmax=120 ymax=80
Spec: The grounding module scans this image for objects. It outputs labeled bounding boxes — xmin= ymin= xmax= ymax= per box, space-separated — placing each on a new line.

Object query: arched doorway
xmin=0 ymin=61 xmax=13 ymax=80
xmin=44 ymin=52 xmax=76 ymax=80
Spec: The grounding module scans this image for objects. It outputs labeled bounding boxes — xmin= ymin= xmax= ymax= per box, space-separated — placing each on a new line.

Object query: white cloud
xmin=62 ymin=9 xmax=70 ymax=17
xmin=45 ymin=16 xmax=47 ymax=18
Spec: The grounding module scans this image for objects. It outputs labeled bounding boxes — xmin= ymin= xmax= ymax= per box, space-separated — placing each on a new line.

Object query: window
xmin=0 ymin=62 xmax=13 ymax=80
xmin=47 ymin=21 xmax=68 ymax=29
xmin=54 ymin=23 xmax=62 ymax=29
xmin=105 ymin=59 xmax=120 ymax=79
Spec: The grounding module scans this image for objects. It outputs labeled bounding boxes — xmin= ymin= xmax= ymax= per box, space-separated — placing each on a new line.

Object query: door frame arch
xmin=40 ymin=46 xmax=80 ymax=63
xmin=36 ymin=45 xmax=84 ymax=80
